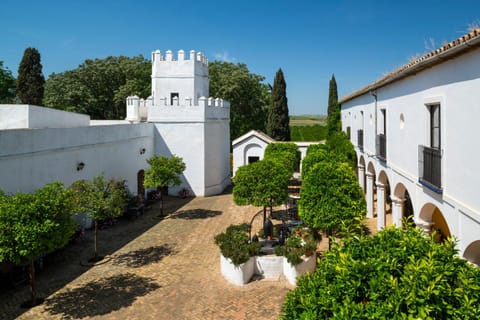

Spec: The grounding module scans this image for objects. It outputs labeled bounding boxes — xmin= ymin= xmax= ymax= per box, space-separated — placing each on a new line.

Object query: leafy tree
xmin=143 ymin=155 xmax=186 ymax=216
xmin=17 ymin=47 xmax=45 ymax=105
xmin=306 ymin=143 xmax=327 ymax=155
xmin=267 ymin=68 xmax=290 ymax=141
xmin=299 ymin=159 xmax=366 ymax=247
xmin=70 ymin=176 xmax=128 ymax=261
xmin=327 ymin=74 xmax=338 ymax=119
xmin=282 ymin=225 xmax=480 ymax=319
xmin=264 ymin=142 xmax=300 ymax=173
xmin=209 ymin=61 xmax=271 ymax=140
xmin=0 ymin=60 xmax=16 ymax=103
xmin=327 ymin=102 xmax=342 ymax=138
xmin=325 ymin=130 xmax=357 ymax=171
xmin=233 ymin=158 xmax=291 ymax=225
xmin=0 ymin=182 xmax=77 ymax=306
xmin=44 ymin=55 xmax=150 ymax=119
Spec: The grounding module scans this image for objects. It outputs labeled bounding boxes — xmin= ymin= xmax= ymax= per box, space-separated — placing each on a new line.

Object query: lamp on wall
xmin=76 ymin=162 xmax=85 ymax=171
xmin=139 ymin=148 xmax=146 ymax=155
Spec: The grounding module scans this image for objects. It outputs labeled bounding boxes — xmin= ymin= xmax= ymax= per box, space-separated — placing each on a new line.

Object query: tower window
xmin=171 ymin=92 xmax=179 ymax=105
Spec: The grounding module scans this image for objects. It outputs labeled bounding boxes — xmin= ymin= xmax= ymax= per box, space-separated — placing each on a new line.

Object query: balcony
xmin=418 ymin=145 xmax=442 ymax=191
xmin=376 ymin=134 xmax=386 ymax=161
xmin=357 ymin=129 xmax=364 ymax=151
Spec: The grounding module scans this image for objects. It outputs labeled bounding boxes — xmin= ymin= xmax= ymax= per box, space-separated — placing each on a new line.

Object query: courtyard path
xmin=1 ymin=190 xmax=291 ymax=320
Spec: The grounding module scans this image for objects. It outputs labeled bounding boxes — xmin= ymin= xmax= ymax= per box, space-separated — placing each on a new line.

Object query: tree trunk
xmin=160 ymin=189 xmax=164 ymax=216
xmin=327 ymin=229 xmax=332 ymax=250
xmin=94 ymin=220 xmax=98 ymax=258
xmin=28 ymin=259 xmax=36 ymax=305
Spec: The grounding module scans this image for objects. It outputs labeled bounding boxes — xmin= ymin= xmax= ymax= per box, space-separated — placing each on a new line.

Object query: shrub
xmin=214 ymin=223 xmax=261 ymax=266
xmin=264 ymin=142 xmax=300 ymax=173
xmin=275 ymin=233 xmax=316 ymax=265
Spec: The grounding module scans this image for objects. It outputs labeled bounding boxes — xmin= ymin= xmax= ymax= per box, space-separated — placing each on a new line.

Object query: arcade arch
xmin=463 ymin=240 xmax=480 ymax=266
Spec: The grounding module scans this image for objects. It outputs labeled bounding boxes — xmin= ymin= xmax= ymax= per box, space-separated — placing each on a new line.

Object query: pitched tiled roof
xmin=340 ymin=28 xmax=480 ymax=103
xmin=232 ymin=130 xmax=275 ymax=146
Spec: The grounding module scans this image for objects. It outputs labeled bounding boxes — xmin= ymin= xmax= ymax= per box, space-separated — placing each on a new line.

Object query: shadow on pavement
xmin=112 ymin=244 xmax=177 ymax=268
xmin=168 ymin=209 xmax=222 ymax=220
xmin=44 ymin=273 xmax=160 ymax=319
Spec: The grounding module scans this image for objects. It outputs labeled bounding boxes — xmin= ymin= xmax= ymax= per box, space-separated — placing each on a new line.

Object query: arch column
xmin=376 ymin=182 xmax=386 ymax=230
xmin=391 ymin=196 xmax=405 ymax=227
xmin=358 ymin=165 xmax=365 ymax=192
xmin=414 ymin=217 xmax=433 ymax=235
xmin=366 ymin=172 xmax=375 ymax=218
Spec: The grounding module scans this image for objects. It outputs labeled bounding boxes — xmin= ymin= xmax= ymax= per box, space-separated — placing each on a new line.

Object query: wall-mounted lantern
xmin=139 ymin=148 xmax=146 ymax=155
xmin=76 ymin=162 xmax=85 ymax=171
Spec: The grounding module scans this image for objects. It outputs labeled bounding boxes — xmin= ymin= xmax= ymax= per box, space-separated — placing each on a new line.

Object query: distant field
xmin=290 ymin=124 xmax=327 ymax=142
xmin=290 ymin=114 xmax=327 ymax=126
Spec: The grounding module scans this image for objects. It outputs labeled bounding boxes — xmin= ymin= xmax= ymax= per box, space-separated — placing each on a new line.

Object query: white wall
xmin=0 ymin=123 xmax=153 ymax=194
xmin=341 ymin=48 xmax=480 ymax=255
xmin=232 ymin=135 xmax=271 ymax=176
xmin=204 ymin=120 xmax=231 ymax=195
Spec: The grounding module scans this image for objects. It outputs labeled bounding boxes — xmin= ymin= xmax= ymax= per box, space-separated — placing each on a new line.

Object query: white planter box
xmin=283 ymin=253 xmax=316 ymax=285
xmin=220 ymin=254 xmax=255 ymax=286
xmin=254 ymin=255 xmax=284 ymax=279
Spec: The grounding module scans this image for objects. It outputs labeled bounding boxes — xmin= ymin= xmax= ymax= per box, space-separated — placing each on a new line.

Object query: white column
xmin=414 ymin=218 xmax=433 ymax=235
xmin=391 ymin=197 xmax=405 ymax=227
xmin=358 ymin=165 xmax=365 ymax=192
xmin=376 ymin=182 xmax=386 ymax=230
xmin=366 ymin=173 xmax=375 ymax=218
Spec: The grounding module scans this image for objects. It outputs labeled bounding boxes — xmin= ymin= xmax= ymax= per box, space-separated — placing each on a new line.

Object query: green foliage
xmin=281 ymin=226 xmax=480 ymax=319
xmin=233 ymin=158 xmax=291 ymax=209
xmin=327 ymin=102 xmax=342 ymax=138
xmin=290 ymin=124 xmax=327 ymax=141
xmin=275 ymin=233 xmax=316 ymax=265
xmin=44 ymin=55 xmax=150 ymax=119
xmin=17 ymin=47 xmax=45 ymax=105
xmin=214 ymin=223 xmax=261 ymax=266
xmin=0 ymin=60 xmax=16 ymax=103
xmin=306 ymin=143 xmax=327 ymax=155
xmin=327 ymin=74 xmax=338 ymax=119
xmin=70 ymin=176 xmax=128 ymax=222
xmin=264 ymin=142 xmax=300 ymax=173
xmin=0 ymin=182 xmax=77 ymax=265
xmin=326 ymin=130 xmax=357 ymax=170
xmin=299 ymin=160 xmax=366 ymax=233
xmin=267 ymin=68 xmax=290 ymax=141
xmin=143 ymin=155 xmax=186 ymax=190
xmin=209 ymin=61 xmax=271 ymax=140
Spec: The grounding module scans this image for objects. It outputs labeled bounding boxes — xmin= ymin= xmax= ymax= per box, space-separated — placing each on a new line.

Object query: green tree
xmin=233 ymin=158 xmax=291 ymax=225
xmin=299 ymin=159 xmax=366 ymax=247
xmin=44 ymin=55 xmax=150 ymax=119
xmin=282 ymin=225 xmax=480 ymax=319
xmin=267 ymin=68 xmax=290 ymax=141
xmin=325 ymin=130 xmax=357 ymax=171
xmin=17 ymin=47 xmax=45 ymax=105
xmin=143 ymin=155 xmax=186 ymax=216
xmin=327 ymin=74 xmax=338 ymax=119
xmin=209 ymin=61 xmax=271 ymax=140
xmin=0 ymin=60 xmax=16 ymax=103
xmin=0 ymin=182 xmax=77 ymax=306
xmin=264 ymin=142 xmax=300 ymax=173
xmin=327 ymin=102 xmax=342 ymax=138
xmin=70 ymin=176 xmax=128 ymax=261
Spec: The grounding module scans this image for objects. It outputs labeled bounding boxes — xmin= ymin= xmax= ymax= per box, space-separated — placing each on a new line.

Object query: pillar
xmin=358 ymin=165 xmax=365 ymax=192
xmin=376 ymin=182 xmax=386 ymax=230
xmin=391 ymin=196 xmax=405 ymax=227
xmin=414 ymin=218 xmax=433 ymax=235
xmin=366 ymin=172 xmax=375 ymax=218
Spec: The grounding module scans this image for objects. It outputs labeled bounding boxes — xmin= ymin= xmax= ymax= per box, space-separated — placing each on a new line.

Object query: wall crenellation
xmin=151 ymin=49 xmax=208 ymax=66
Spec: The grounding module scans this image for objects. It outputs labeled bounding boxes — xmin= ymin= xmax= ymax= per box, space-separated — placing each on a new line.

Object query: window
xmin=429 ymin=104 xmax=440 ymax=149
xmin=170 ymin=92 xmax=179 ymax=105
xmin=248 ymin=156 xmax=259 ymax=164
xmin=346 ymin=126 xmax=351 ymax=140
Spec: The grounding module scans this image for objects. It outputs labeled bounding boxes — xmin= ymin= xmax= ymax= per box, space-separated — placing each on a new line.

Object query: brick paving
xmin=1 ymin=190 xmax=292 ymax=320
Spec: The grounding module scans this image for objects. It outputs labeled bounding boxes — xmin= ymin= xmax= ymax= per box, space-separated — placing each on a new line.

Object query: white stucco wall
xmin=0 ymin=123 xmax=153 ymax=194
xmin=341 ymin=48 xmax=480 ymax=255
xmin=232 ymin=135 xmax=272 ymax=176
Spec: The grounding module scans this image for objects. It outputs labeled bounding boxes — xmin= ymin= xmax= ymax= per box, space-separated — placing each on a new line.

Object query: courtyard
xmin=0 ymin=190 xmax=291 ymax=320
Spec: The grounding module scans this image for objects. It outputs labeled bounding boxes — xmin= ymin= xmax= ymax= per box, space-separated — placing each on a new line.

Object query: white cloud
xmin=213 ymin=50 xmax=237 ymax=62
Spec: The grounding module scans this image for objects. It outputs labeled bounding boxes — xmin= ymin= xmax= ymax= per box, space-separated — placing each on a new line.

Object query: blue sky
xmin=1 ymin=0 xmax=479 ymax=115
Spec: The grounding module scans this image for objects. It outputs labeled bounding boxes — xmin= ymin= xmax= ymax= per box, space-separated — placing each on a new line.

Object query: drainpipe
xmin=370 ymin=90 xmax=378 ymax=154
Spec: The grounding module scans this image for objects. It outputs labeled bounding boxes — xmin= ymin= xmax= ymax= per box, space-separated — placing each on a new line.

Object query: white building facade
xmin=0 ymin=49 xmax=230 ymax=198
xmin=340 ymin=29 xmax=480 ymax=265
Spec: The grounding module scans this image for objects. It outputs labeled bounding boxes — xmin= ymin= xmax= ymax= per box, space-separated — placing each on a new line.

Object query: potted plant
xmin=214 ymin=223 xmax=261 ymax=285
xmin=275 ymin=231 xmax=317 ymax=285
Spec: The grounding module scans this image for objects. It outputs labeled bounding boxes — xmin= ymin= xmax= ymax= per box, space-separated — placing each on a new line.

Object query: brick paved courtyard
xmin=1 ymin=190 xmax=292 ymax=320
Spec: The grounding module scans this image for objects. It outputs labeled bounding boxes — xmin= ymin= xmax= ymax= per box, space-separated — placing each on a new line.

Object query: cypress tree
xmin=17 ymin=47 xmax=45 ymax=105
xmin=327 ymin=74 xmax=338 ymax=118
xmin=267 ymin=68 xmax=290 ymax=141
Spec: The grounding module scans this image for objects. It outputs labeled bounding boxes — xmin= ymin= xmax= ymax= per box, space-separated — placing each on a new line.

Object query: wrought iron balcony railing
xmin=376 ymin=134 xmax=386 ymax=161
xmin=418 ymin=145 xmax=442 ymax=190
xmin=357 ymin=129 xmax=364 ymax=151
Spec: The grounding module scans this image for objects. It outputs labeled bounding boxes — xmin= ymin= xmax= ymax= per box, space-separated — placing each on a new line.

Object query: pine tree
xmin=327 ymin=74 xmax=338 ymax=118
xmin=267 ymin=68 xmax=290 ymax=141
xmin=17 ymin=47 xmax=45 ymax=105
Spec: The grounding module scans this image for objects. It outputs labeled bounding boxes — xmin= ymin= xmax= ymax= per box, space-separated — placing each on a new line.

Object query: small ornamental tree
xmin=233 ymin=158 xmax=291 ymax=225
xmin=327 ymin=74 xmax=338 ymax=119
xmin=267 ymin=68 xmax=290 ymax=141
xmin=305 ymin=143 xmax=327 ymax=155
xmin=17 ymin=47 xmax=45 ymax=105
xmin=299 ymin=160 xmax=365 ymax=247
xmin=282 ymin=225 xmax=480 ymax=319
xmin=143 ymin=155 xmax=186 ymax=216
xmin=325 ymin=130 xmax=357 ymax=171
xmin=264 ymin=142 xmax=300 ymax=173
xmin=70 ymin=176 xmax=128 ymax=261
xmin=301 ymin=147 xmax=346 ymax=178
xmin=0 ymin=182 xmax=77 ymax=307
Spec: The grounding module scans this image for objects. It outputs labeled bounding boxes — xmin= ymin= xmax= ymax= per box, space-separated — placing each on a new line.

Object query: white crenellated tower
xmin=126 ymin=49 xmax=231 ymax=196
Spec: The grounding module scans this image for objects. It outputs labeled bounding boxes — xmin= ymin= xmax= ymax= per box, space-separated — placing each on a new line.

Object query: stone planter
xmin=254 ymin=255 xmax=284 ymax=279
xmin=283 ymin=253 xmax=316 ymax=285
xmin=220 ymin=254 xmax=255 ymax=286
